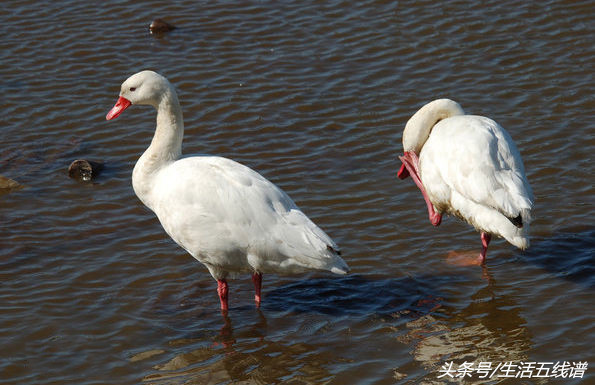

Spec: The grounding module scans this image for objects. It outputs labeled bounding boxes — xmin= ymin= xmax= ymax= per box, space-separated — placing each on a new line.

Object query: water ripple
xmin=1 ymin=0 xmax=593 ymax=384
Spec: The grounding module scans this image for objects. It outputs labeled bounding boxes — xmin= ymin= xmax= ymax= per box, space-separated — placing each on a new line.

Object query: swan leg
xmin=478 ymin=232 xmax=491 ymax=265
xmin=252 ymin=272 xmax=262 ymax=307
xmin=399 ymin=152 xmax=442 ymax=226
xmin=217 ymin=279 xmax=229 ymax=312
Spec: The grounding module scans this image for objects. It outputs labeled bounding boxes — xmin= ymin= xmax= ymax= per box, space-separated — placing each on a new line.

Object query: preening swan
xmin=106 ymin=70 xmax=349 ymax=311
xmin=397 ymin=99 xmax=533 ymax=265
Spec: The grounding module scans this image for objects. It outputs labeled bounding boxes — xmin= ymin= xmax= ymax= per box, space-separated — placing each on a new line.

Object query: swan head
xmin=402 ymin=98 xmax=465 ymax=154
xmin=106 ymin=70 xmax=172 ymax=120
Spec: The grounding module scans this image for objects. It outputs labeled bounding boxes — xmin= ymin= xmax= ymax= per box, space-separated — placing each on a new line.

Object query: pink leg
xmin=398 ymin=152 xmax=442 ymax=226
xmin=478 ymin=232 xmax=491 ymax=265
xmin=217 ymin=279 xmax=229 ymax=312
xmin=252 ymin=273 xmax=262 ymax=307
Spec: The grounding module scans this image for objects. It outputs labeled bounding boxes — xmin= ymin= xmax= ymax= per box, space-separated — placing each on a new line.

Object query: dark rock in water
xmin=68 ymin=160 xmax=103 ymax=182
xmin=149 ymin=19 xmax=176 ymax=34
xmin=0 ymin=175 xmax=24 ymax=194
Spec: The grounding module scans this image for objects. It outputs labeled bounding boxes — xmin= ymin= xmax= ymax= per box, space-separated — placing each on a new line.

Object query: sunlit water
xmin=1 ymin=0 xmax=593 ymax=384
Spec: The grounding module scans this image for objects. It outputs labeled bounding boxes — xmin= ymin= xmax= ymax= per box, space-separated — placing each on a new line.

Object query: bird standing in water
xmin=106 ymin=71 xmax=349 ymax=311
xmin=397 ymin=99 xmax=533 ymax=265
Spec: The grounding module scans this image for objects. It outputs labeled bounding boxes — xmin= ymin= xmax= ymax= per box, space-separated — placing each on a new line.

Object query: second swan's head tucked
xmin=401 ymin=98 xmax=465 ymax=155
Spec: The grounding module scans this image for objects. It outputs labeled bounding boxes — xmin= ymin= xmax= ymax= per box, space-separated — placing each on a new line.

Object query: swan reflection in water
xmin=141 ymin=310 xmax=337 ymax=384
xmin=396 ymin=267 xmax=531 ymax=384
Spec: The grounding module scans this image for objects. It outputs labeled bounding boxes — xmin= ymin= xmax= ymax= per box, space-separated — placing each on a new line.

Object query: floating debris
xmin=68 ymin=159 xmax=103 ymax=182
xmin=149 ymin=19 xmax=176 ymax=35
xmin=0 ymin=175 xmax=24 ymax=194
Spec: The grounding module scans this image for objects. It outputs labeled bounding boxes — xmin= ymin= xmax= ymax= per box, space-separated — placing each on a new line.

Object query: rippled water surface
xmin=1 ymin=0 xmax=593 ymax=384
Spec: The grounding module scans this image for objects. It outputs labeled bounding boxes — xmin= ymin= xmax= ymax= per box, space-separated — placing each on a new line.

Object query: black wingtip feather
xmin=508 ymin=214 xmax=523 ymax=228
xmin=327 ymin=245 xmax=341 ymax=256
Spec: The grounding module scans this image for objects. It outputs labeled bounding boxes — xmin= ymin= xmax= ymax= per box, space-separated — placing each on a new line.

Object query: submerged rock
xmin=68 ymin=160 xmax=103 ymax=182
xmin=149 ymin=19 xmax=176 ymax=35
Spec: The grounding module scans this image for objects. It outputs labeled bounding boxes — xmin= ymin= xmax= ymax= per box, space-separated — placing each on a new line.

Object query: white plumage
xmin=106 ymin=70 xmax=348 ymax=311
xmin=398 ymin=99 xmax=533 ymax=265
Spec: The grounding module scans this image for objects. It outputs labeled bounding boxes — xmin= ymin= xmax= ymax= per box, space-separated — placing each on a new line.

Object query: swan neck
xmin=149 ymin=90 xmax=184 ymax=161
xmin=132 ymin=89 xmax=185 ymax=209
xmin=402 ymin=99 xmax=464 ymax=154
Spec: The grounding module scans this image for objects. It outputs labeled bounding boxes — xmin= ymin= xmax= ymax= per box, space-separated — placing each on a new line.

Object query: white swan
xmin=397 ymin=99 xmax=534 ymax=265
xmin=106 ymin=70 xmax=349 ymax=311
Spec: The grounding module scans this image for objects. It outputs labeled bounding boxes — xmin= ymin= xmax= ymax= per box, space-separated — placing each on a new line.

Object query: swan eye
xmin=130 ymin=87 xmax=137 ymax=92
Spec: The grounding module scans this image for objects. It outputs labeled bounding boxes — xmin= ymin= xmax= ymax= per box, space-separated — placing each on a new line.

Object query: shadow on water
xmin=153 ymin=272 xmax=463 ymax=320
xmin=263 ymin=273 xmax=462 ymax=317
xmin=521 ymin=227 xmax=595 ymax=288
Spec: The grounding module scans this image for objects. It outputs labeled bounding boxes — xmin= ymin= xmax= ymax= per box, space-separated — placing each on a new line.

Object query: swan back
xmin=402 ymin=99 xmax=465 ymax=154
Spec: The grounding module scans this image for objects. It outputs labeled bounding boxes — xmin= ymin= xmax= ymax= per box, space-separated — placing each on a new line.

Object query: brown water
xmin=1 ymin=0 xmax=593 ymax=384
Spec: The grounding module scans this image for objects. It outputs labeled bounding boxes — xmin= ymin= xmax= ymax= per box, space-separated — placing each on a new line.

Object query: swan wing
xmin=150 ymin=156 xmax=346 ymax=274
xmin=421 ymin=115 xmax=533 ymax=222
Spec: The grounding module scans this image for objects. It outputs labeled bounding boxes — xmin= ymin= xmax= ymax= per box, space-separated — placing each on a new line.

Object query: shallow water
xmin=1 ymin=0 xmax=593 ymax=384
